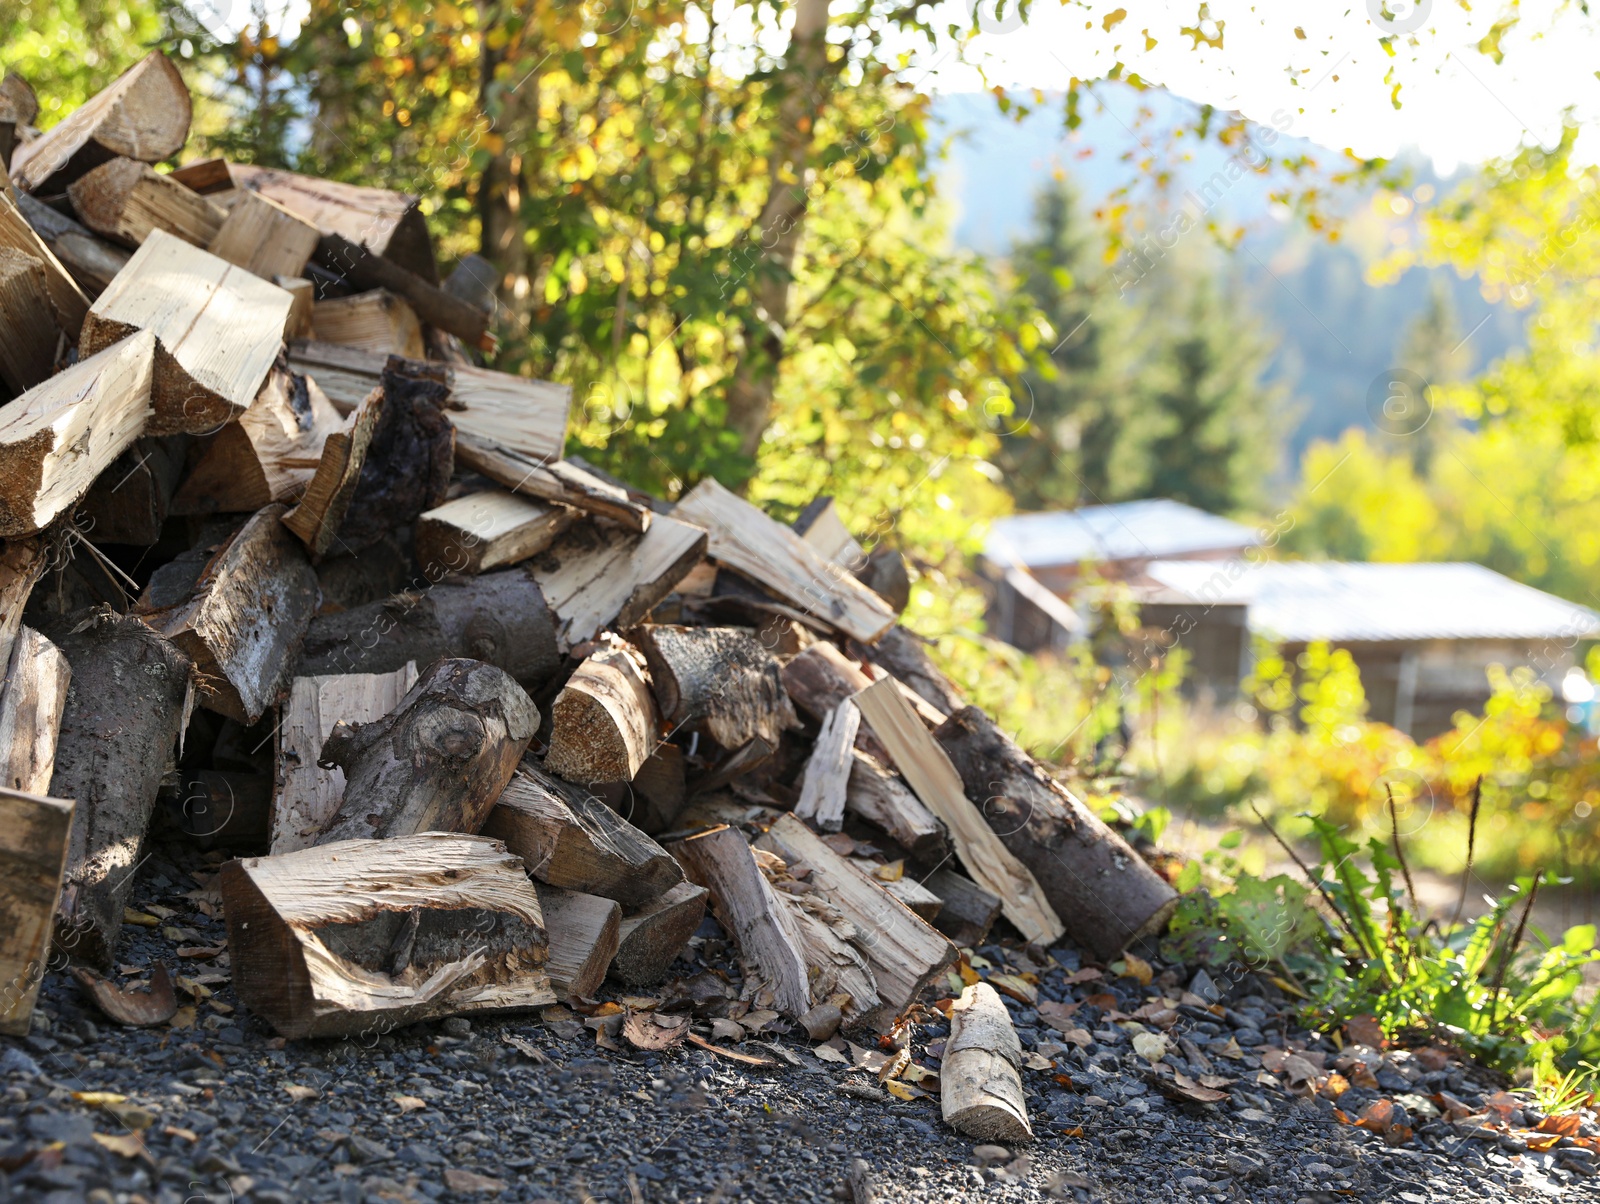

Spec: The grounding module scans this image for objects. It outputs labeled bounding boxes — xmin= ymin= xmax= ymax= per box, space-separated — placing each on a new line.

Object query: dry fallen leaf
xmin=122 ymin=909 xmax=160 ymax=928
xmin=175 ymin=945 xmax=226 ymax=960
xmin=1114 ymin=954 xmax=1153 ymax=986
xmin=1062 ymin=968 xmax=1103 ymax=985
xmin=1057 ymin=1027 xmax=1093 ymax=1049
xmin=878 ymin=1048 xmax=910 ymax=1083
xmin=72 ymin=1091 xmax=126 ymax=1107
xmin=174 ymin=976 xmax=212 ymax=1000
xmin=283 ymin=1084 xmax=320 ymax=1102
xmin=1037 ymin=1000 xmax=1083 ymax=1034
xmin=1021 ymin=1050 xmax=1055 ymax=1071
xmin=72 ymin=964 xmax=178 ymax=1027
xmin=710 ymin=1018 xmax=745 ymax=1042
xmin=813 ymin=1044 xmax=849 ymax=1065
xmin=901 ymin=1061 xmax=939 ymax=1084
xmin=987 ymin=974 xmax=1038 ymax=1005
xmin=1131 ymin=1032 xmax=1169 ymax=1063
xmin=443 ymin=1168 xmax=507 ymax=1194
xmin=394 ymin=1095 xmax=426 ymax=1114
xmin=623 ymin=1011 xmax=690 ymax=1052
xmin=1345 ymin=1015 xmax=1384 ymax=1049
xmin=168 ymin=1006 xmax=197 ymax=1031
xmin=883 ymin=1079 xmax=926 ymax=1101
xmin=93 ymin=1132 xmax=148 ymax=1160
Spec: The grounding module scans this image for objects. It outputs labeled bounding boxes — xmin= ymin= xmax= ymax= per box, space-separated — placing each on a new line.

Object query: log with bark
xmin=881 ymin=874 xmax=943 ymax=923
xmin=0 ymin=328 xmax=155 ymax=537
xmin=0 ymin=72 xmax=37 ymax=171
xmin=0 ymin=538 xmax=46 ymax=672
xmin=792 ymin=700 xmax=859 ymax=833
xmin=414 ymin=490 xmax=571 ymax=577
xmin=609 ymin=880 xmax=708 ymax=986
xmin=67 ymin=157 xmax=226 ymax=248
xmin=45 ymin=607 xmax=190 ymax=968
xmin=934 ymin=705 xmax=1180 ymax=960
xmin=922 ymin=868 xmax=1001 ymax=948
xmin=76 ymin=435 xmax=187 ymax=545
xmin=543 ymin=643 xmax=659 ymax=786
xmin=844 ymin=751 xmax=947 ymax=862
xmin=207 ymin=189 xmax=321 ymax=280
xmin=334 ymin=357 xmax=453 ymax=553
xmin=134 ymin=505 xmax=319 ymax=724
xmin=534 ymin=884 xmax=621 ymax=1000
xmin=632 ymin=624 xmax=798 ymax=752
xmin=853 ymin=678 xmax=1063 ymax=947
xmin=481 ymin=766 xmax=682 ymax=906
xmin=220 ymin=832 xmax=554 ymax=1039
xmin=280 ymin=382 xmax=383 ymax=557
xmin=0 ymin=245 xmax=60 ymax=394
xmin=316 ymin=233 xmax=490 ymax=348
xmin=0 ymin=626 xmax=71 ymax=794
xmin=0 ymin=788 xmax=74 ymax=1036
xmin=9 ymin=190 xmax=124 ymax=304
xmin=629 ymin=742 xmax=688 ymax=835
xmin=312 ymin=289 xmax=425 ymax=359
xmin=781 ymin=641 xmax=890 ymax=762
xmin=315 ymin=657 xmax=538 ymax=844
xmin=79 ymin=230 xmax=292 ymax=436
xmin=941 ymin=982 xmax=1033 ymax=1143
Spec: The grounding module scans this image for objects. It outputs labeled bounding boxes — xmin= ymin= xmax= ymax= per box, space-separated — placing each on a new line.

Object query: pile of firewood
xmin=0 ymin=53 xmax=1178 ymax=1142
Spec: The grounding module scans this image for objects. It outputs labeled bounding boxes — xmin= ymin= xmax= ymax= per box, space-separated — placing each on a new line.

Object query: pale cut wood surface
xmin=0 ymin=328 xmax=154 ymax=537
xmin=782 ymin=885 xmax=880 ymax=1027
xmin=795 ymin=497 xmax=865 ymax=568
xmin=0 ymin=245 xmax=59 ymax=393
xmin=67 ymin=157 xmax=226 ymax=248
xmin=543 ymin=645 xmax=659 ymax=785
xmin=208 ymin=189 xmax=321 ymax=279
xmin=844 ymin=750 xmax=947 ymax=861
xmin=280 ymin=384 xmax=382 ymax=558
xmin=0 ymin=788 xmax=74 ymax=1036
xmin=272 ymin=662 xmax=418 ymax=854
xmin=276 ymin=275 xmax=314 ymax=337
xmin=534 ymin=884 xmax=621 ymax=1000
xmin=414 ymin=490 xmax=571 ymax=576
xmin=853 ymin=678 xmax=1063 ymax=946
xmin=632 ymin=624 xmax=798 ymax=751
xmin=312 ymin=290 xmax=424 ymax=359
xmin=317 ymin=232 xmax=490 ymax=347
xmin=0 ymin=626 xmax=71 ymax=795
xmin=0 ymin=186 xmax=90 ymax=335
xmin=457 ymin=436 xmax=654 ymax=531
xmin=882 ymin=874 xmax=943 ymax=922
xmin=79 ymin=230 xmax=293 ymax=435
xmin=793 ymin=699 xmax=860 ymax=832
xmin=220 ymin=832 xmax=554 ymax=1039
xmin=941 ymin=982 xmax=1033 ymax=1143
xmin=610 ymin=880 xmax=708 ymax=986
xmin=673 ymin=477 xmax=896 ymax=644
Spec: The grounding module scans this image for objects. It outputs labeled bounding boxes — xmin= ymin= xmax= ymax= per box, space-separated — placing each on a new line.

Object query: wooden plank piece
xmin=415 ymin=490 xmax=571 ymax=576
xmin=0 ymin=626 xmax=71 ymax=794
xmin=793 ymin=700 xmax=860 ymax=832
xmin=317 ymin=233 xmax=488 ymax=347
xmin=609 ymin=880 xmax=708 ymax=986
xmin=208 ymin=189 xmax=321 ymax=279
xmin=0 ymin=788 xmax=74 ymax=1035
xmin=845 ymin=751 xmax=947 ymax=861
xmin=0 ymin=186 xmax=90 ymax=336
xmin=312 ymin=289 xmax=424 ymax=359
xmin=923 ymin=868 xmax=1001 ymax=949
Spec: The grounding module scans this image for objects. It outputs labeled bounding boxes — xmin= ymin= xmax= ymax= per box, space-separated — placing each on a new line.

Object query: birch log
xmin=941 ymin=983 xmax=1033 ymax=1143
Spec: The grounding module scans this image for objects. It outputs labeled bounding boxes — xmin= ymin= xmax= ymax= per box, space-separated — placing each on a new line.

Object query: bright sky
xmin=915 ymin=0 xmax=1600 ymax=172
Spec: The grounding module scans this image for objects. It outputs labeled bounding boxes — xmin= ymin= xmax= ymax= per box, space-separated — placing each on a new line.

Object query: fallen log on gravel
xmin=0 ymin=787 xmax=74 ymax=1036
xmin=609 ymin=880 xmax=708 ymax=987
xmin=941 ymin=982 xmax=1033 ymax=1143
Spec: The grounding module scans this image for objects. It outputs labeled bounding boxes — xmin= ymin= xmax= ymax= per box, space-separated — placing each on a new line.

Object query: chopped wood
xmin=792 ymin=700 xmax=860 ymax=832
xmin=220 ymin=832 xmax=554 ymax=1040
xmin=0 ymin=788 xmax=74 ymax=1035
xmin=668 ymin=824 xmax=811 ymax=1020
xmin=79 ymin=230 xmax=293 ymax=436
xmin=0 ymin=73 xmax=38 ymax=171
xmin=793 ymin=496 xmax=864 ymax=569
xmin=759 ymin=813 xmax=956 ymax=1023
xmin=296 ymin=567 xmax=561 ymax=692
xmin=9 ymin=190 xmax=122 ymax=305
xmin=534 ymin=884 xmax=621 ymax=1000
xmin=0 ymin=626 xmax=71 ymax=794
xmin=674 ymin=477 xmax=896 ymax=644
xmin=482 ymin=766 xmax=682 ymax=906
xmin=941 ymin=982 xmax=1033 ymax=1143
xmin=45 ymin=608 xmax=190 ymax=968
xmin=207 ymin=189 xmax=320 ymax=279
xmin=845 ymin=751 xmax=947 ymax=862
xmin=442 ymin=252 xmax=497 ymax=311
xmin=0 ymin=188 xmax=90 ymax=335
xmin=135 ymin=505 xmax=319 ymax=723
xmin=543 ymin=643 xmax=659 ymax=786
xmin=529 ymin=517 xmax=707 ymax=654
xmin=630 ymin=742 xmax=688 ymax=835
xmin=272 ymin=663 xmax=419 ymax=854
xmin=923 ymin=868 xmax=1001 ymax=949
xmin=75 ymin=435 xmax=185 ymax=545
xmin=316 ymin=657 xmax=538 ymax=844
xmin=783 ymin=886 xmax=880 ymax=1026
xmin=67 ymin=157 xmax=226 ymax=248
xmin=276 ymin=274 xmax=314 ymax=337
xmin=280 ymin=383 xmax=382 ymax=557
xmin=312 ymin=289 xmax=425 ymax=358
xmin=0 ymin=245 xmax=60 ymax=393
xmin=632 ymin=624 xmax=798 ymax=753
xmin=0 ymin=328 xmax=154 ymax=537
xmin=935 ymin=706 xmax=1180 ymax=960
xmin=856 ymin=545 xmax=910 ymax=614
xmin=609 ymin=880 xmax=708 ymax=986
xmin=460 ymin=439 xmax=656 ymax=531
xmin=415 ymin=490 xmax=571 ymax=576
xmin=0 ymin=538 xmax=46 ymax=671
xmin=317 ymin=233 xmax=490 ymax=348
xmin=782 ymin=641 xmax=891 ymax=763
xmin=172 ymin=362 xmax=343 ymax=515
xmin=860 ymin=624 xmax=964 ymax=717
xmin=442 ymin=366 xmax=569 ymax=466
xmin=11 ymin=52 xmax=191 ymax=195
xmin=853 ymin=678 xmax=1063 ymax=947
xmin=168 ymin=158 xmax=233 ymax=196
xmin=882 ymin=874 xmax=943 ymax=922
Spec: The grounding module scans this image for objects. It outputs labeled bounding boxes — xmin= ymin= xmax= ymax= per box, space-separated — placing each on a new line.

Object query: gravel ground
xmin=3 ymin=839 xmax=1597 ymax=1204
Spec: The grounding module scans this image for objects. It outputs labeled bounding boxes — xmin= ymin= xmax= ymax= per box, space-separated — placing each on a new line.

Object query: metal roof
xmin=985 ymin=500 xmax=1262 ymax=569
xmin=1143 ymin=560 xmax=1600 ymax=644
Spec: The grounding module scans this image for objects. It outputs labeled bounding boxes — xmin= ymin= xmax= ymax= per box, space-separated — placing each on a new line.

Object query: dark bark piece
xmin=316 ymin=233 xmax=491 ymax=348
xmin=923 ymin=868 xmax=1001 ymax=949
xmin=11 ymin=190 xmax=127 ymax=301
xmin=280 ymin=383 xmax=382 ymax=558
xmin=336 ymin=356 xmax=454 ymax=553
xmin=633 ymin=624 xmax=798 ymax=751
xmin=316 ymin=658 xmax=537 ymax=844
xmin=781 ymin=641 xmax=890 ymax=762
xmin=314 ymin=527 xmax=416 ymax=611
xmin=858 ymin=624 xmax=964 ymax=716
xmin=71 ymin=962 xmax=176 ymax=1027
xmin=629 ymin=742 xmax=687 ymax=835
xmin=0 ymin=625 xmax=71 ymax=794
xmin=77 ymin=435 xmax=188 ymax=545
xmin=45 ymin=607 xmax=191 ymax=968
xmin=543 ymin=644 xmax=659 ymax=786
xmin=609 ymin=880 xmax=708 ymax=987
xmin=481 ymin=766 xmax=683 ymax=906
xmin=934 ymin=706 xmax=1179 ymax=961
xmin=0 ymin=787 xmax=74 ymax=1035
xmin=220 ymin=832 xmax=554 ymax=1039
xmin=295 ymin=567 xmax=561 ymax=693
xmin=845 ymin=750 xmax=948 ymax=862
xmin=534 ymin=884 xmax=621 ymax=1000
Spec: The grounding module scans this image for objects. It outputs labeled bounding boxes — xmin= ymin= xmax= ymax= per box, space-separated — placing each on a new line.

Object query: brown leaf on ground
xmin=92 ymin=1132 xmax=148 ymax=1161
xmin=394 ymin=1095 xmax=426 ymax=1113
xmin=1344 ymin=1015 xmax=1384 ymax=1049
xmin=1062 ymin=968 xmax=1103 ymax=985
xmin=72 ymin=964 xmax=178 ymax=1027
xmin=1538 ymin=1113 xmax=1583 ymax=1138
xmin=1037 ymin=1000 xmax=1082 ymax=1033
xmin=987 ymin=973 xmax=1038 ymax=1005
xmin=443 ymin=1168 xmax=508 ymax=1193
xmin=1145 ymin=1066 xmax=1227 ymax=1104
xmin=1114 ymin=954 xmax=1153 ymax=986
xmin=623 ymin=1010 xmax=690 ymax=1052
xmin=283 ymin=1084 xmax=320 ymax=1102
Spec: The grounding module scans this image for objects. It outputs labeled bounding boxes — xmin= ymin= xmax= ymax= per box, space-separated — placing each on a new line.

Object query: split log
xmin=632 ymin=624 xmax=798 ymax=751
xmin=0 ymin=328 xmax=155 ymax=537
xmin=220 ymin=832 xmax=554 ymax=1040
xmin=853 ymin=678 xmax=1063 ymax=947
xmin=792 ymin=700 xmax=860 ymax=832
xmin=77 ymin=435 xmax=187 ymax=545
xmin=167 ymin=158 xmax=233 ymax=196
xmin=0 ymin=539 xmax=46 ymax=671
xmin=0 ymin=246 xmax=60 ymax=394
xmin=79 ymin=230 xmax=293 ymax=436
xmin=668 ymin=824 xmax=811 ymax=1020
xmin=782 ymin=887 xmax=880 ymax=1026
xmin=315 ymin=658 xmax=537 ymax=844
xmin=67 ymin=157 xmax=226 ymax=248
xmin=934 ymin=706 xmax=1180 ymax=960
xmin=9 ymin=190 xmax=123 ymax=305
xmin=172 ymin=363 xmax=344 ymax=515
xmin=443 ymin=253 xmax=497 ymax=311
xmin=0 ymin=73 xmax=38 ymax=171
xmin=481 ymin=766 xmax=682 ymax=906
xmin=46 ymin=608 xmax=190 ymax=967
xmin=312 ymin=289 xmax=425 ymax=358
xmin=135 ymin=505 xmax=318 ymax=723
xmin=414 ymin=490 xmax=571 ymax=576
xmin=782 ymin=641 xmax=890 ymax=763
xmin=630 ymin=742 xmax=688 ymax=835
xmin=11 ymin=52 xmax=191 ymax=195
xmin=272 ymin=663 xmax=419 ymax=854
xmin=793 ymin=496 xmax=864 ymax=569
xmin=674 ymin=477 xmax=896 ymax=644
xmin=207 ymin=189 xmax=321 ymax=279
xmin=882 ymin=874 xmax=943 ymax=923
xmin=295 ymin=567 xmax=561 ymax=692
xmin=845 ymin=751 xmax=947 ymax=862
xmin=543 ymin=644 xmax=658 ymax=786
xmin=0 ymin=788 xmax=74 ymax=1036
xmin=316 ymin=233 xmax=490 ymax=348
xmin=923 ymin=868 xmax=1001 ymax=948
xmin=534 ymin=885 xmax=621 ymax=1000
xmin=229 ymin=165 xmax=438 ymax=282
xmin=856 ymin=546 xmax=910 ymax=614
xmin=458 ymin=440 xmax=654 ymax=532
xmin=280 ymin=383 xmax=382 ymax=557
xmin=860 ymin=624 xmax=964 ymax=717
xmin=941 ymin=983 xmax=1033 ymax=1143
xmin=276 ymin=274 xmax=314 ymax=337
xmin=171 ymin=769 xmax=271 ymax=849
xmin=0 ymin=626 xmax=71 ymax=793
xmin=609 ymin=880 xmax=708 ymax=986
xmin=530 ymin=517 xmax=707 ymax=654
xmin=759 ymin=813 xmax=956 ymax=1022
